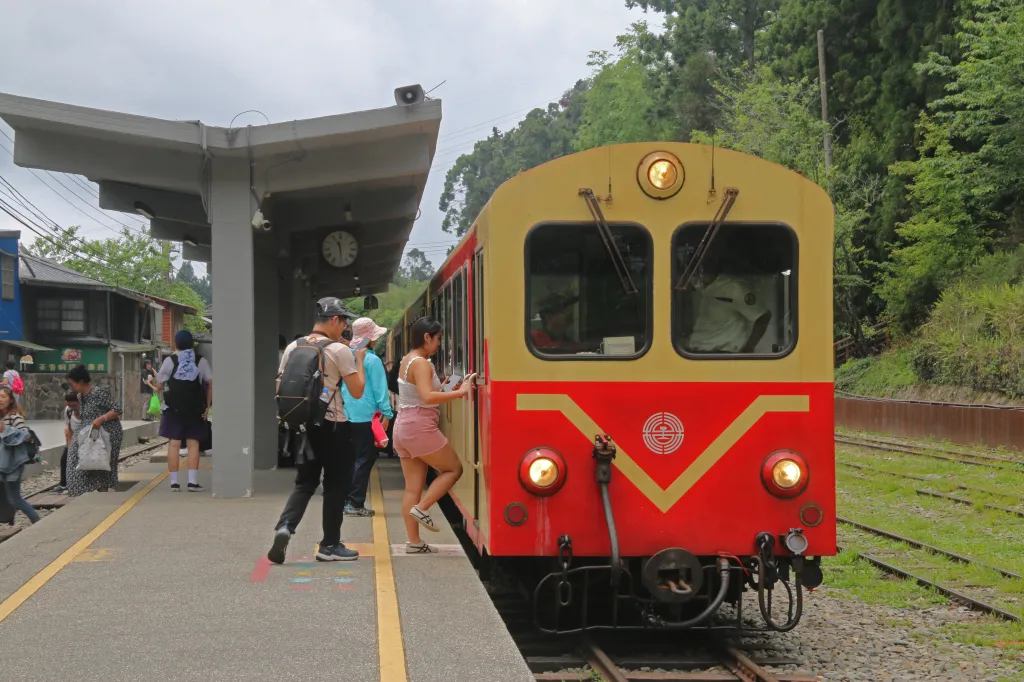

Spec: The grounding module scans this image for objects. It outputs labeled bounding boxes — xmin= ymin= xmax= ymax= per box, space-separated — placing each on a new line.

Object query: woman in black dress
xmin=65 ymin=364 xmax=123 ymax=496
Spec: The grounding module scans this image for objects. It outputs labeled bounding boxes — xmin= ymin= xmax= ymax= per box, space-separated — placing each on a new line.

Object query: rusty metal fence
xmin=835 ymin=393 xmax=1024 ymax=451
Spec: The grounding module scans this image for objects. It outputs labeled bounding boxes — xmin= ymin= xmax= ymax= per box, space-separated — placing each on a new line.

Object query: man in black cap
xmin=268 ymin=297 xmax=367 ymax=563
xmin=531 ymin=293 xmax=582 ymax=353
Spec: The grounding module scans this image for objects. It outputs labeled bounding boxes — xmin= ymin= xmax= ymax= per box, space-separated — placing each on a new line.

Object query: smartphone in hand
xmin=440 ymin=374 xmax=463 ymax=392
xmin=351 ymin=337 xmax=370 ymax=351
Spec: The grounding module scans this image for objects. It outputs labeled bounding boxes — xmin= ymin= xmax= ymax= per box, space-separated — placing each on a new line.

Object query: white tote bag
xmin=76 ymin=427 xmax=111 ymax=472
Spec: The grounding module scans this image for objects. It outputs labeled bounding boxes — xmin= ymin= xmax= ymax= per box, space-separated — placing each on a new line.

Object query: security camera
xmin=394 ymin=84 xmax=425 ymax=107
xmin=251 ymin=209 xmax=271 ymax=232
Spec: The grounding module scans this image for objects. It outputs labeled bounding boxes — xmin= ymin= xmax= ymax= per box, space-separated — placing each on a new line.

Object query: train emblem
xmin=642 ymin=412 xmax=685 ymax=455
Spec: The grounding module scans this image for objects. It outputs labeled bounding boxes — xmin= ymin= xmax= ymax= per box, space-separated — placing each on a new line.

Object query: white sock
xmin=187 ymin=470 xmax=198 ymax=485
xmin=170 ymin=472 xmax=179 ymax=485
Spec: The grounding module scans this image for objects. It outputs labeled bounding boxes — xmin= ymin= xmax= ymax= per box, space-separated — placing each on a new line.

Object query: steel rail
xmin=837 ymin=458 xmax=1024 ymax=503
xmin=835 ymin=436 xmax=1016 ymax=471
xmin=838 ymin=545 xmax=1021 ymax=623
xmin=836 ymin=516 xmax=1023 ymax=580
xmin=847 ymin=434 xmax=1024 ymax=465
xmin=838 ymin=464 xmax=1024 ymax=519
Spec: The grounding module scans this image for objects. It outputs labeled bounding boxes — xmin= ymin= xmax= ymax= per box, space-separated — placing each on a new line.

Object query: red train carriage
xmin=388 ymin=143 xmax=835 ymax=632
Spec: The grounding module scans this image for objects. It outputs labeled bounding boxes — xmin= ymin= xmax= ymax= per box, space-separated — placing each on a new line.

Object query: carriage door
xmin=472 ymin=249 xmax=484 ymax=521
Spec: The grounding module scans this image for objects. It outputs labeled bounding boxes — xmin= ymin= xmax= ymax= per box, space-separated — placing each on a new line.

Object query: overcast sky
xmin=0 ymin=0 xmax=659 ymax=277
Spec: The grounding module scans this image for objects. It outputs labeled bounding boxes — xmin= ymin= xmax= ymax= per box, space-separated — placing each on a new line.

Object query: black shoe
xmin=187 ymin=482 xmax=204 ymax=492
xmin=268 ymin=528 xmax=291 ymax=565
xmin=315 ymin=544 xmax=359 ymax=562
xmin=170 ymin=483 xmax=181 ymax=492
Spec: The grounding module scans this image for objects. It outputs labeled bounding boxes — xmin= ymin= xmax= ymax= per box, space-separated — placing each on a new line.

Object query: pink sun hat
xmin=351 ymin=317 xmax=388 ymax=347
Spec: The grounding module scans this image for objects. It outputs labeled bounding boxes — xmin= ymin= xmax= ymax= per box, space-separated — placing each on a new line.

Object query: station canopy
xmin=0 ymin=92 xmax=442 ymax=295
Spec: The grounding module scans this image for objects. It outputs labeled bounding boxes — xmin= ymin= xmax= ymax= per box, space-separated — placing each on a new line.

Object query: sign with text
xmin=32 ymin=346 xmax=109 ymax=373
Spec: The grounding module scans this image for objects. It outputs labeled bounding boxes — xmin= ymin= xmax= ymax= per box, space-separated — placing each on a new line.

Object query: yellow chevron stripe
xmin=516 ymin=394 xmax=809 ymax=512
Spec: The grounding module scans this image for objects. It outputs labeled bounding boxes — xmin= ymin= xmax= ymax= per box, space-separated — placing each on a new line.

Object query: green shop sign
xmin=32 ymin=346 xmax=109 ymax=373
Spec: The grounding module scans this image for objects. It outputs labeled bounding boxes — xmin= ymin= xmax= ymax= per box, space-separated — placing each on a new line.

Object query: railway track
xmin=528 ymin=638 xmax=818 ymax=682
xmin=835 ymin=434 xmax=1024 ymax=471
xmin=1 ymin=437 xmax=168 ymax=545
xmin=838 ymin=462 xmax=1024 ymax=518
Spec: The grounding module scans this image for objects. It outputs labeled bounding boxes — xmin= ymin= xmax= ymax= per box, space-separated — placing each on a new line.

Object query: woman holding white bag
xmin=65 ymin=364 xmax=123 ymax=496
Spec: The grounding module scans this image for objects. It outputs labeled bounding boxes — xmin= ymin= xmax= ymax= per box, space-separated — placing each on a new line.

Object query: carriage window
xmin=673 ymin=224 xmax=796 ymax=357
xmin=526 ymin=223 xmax=651 ymax=359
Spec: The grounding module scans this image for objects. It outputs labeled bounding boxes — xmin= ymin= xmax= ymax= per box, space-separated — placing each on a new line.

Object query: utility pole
xmin=817 ymin=29 xmax=833 ymax=174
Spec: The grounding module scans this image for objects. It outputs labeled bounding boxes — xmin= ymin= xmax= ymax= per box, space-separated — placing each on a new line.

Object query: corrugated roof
xmin=19 ymin=252 xmax=108 ymax=287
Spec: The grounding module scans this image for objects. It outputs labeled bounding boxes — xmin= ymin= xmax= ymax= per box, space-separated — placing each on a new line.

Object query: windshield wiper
xmin=579 ymin=188 xmax=638 ymax=296
xmin=675 ymin=187 xmax=739 ymax=291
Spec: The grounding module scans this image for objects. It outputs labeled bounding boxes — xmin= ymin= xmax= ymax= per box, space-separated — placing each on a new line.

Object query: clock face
xmin=322 ymin=230 xmax=358 ymax=268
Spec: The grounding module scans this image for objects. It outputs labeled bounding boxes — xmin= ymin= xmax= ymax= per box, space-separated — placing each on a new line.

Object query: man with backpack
xmin=152 ymin=330 xmax=213 ymax=492
xmin=269 ymin=297 xmax=367 ymax=564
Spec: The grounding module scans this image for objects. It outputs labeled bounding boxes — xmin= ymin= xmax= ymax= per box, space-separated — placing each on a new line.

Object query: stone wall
xmin=21 ymin=370 xmax=146 ymax=420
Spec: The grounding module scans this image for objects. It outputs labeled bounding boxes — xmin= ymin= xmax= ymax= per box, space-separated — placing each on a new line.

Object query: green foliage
xmin=345 ymin=279 xmax=429 ymax=353
xmin=31 ymin=226 xmax=174 ymax=291
xmin=883 ymin=0 xmax=1024 ymax=328
xmin=396 ymin=248 xmax=433 ymax=283
xmin=835 ymin=349 xmax=918 ymax=396
xmin=176 ymin=261 xmax=211 ymax=306
xmin=438 ymin=81 xmax=590 ymax=237
xmin=574 ymin=24 xmax=675 ymax=151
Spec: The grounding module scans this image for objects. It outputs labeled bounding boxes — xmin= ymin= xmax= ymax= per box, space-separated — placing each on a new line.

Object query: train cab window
xmin=526 ymin=223 xmax=652 ymax=359
xmin=673 ymin=223 xmax=797 ymax=357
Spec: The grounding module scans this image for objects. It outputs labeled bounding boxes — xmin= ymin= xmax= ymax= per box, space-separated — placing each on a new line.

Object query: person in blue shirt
xmin=343 ymin=317 xmax=395 ymax=516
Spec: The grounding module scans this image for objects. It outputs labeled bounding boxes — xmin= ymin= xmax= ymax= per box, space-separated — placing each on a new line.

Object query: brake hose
xmin=756 ymin=554 xmax=803 ymax=632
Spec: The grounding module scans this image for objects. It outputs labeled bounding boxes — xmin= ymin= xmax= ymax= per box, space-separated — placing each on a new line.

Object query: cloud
xmin=0 ymin=0 xmax=656 ymax=268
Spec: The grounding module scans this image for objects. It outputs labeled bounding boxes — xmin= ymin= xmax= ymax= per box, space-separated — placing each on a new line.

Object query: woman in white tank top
xmin=393 ymin=316 xmax=476 ymax=553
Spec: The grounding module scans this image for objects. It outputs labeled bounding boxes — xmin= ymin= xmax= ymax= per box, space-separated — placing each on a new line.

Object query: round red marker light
xmin=800 ymin=502 xmax=823 ymax=527
xmin=504 ymin=502 xmax=528 ymax=526
xmin=761 ymin=450 xmax=810 ymax=498
xmin=519 ymin=448 xmax=567 ymax=496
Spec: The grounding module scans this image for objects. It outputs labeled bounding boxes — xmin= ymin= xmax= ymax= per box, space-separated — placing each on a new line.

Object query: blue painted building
xmin=0 ymin=229 xmax=36 ymax=366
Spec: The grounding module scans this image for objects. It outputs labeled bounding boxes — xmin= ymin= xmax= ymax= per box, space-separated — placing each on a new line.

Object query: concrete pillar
xmin=252 ymin=238 xmax=278 ymax=470
xmin=209 ymin=159 xmax=254 ymax=498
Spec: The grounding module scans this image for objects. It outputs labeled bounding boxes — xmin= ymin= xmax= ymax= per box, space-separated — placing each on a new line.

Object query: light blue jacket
xmin=342 ymin=349 xmax=394 ymax=423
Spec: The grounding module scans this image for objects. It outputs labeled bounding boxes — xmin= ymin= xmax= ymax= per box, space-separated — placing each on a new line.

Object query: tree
xmin=176 ymin=261 xmax=212 ymax=305
xmin=438 ymin=81 xmax=590 ymax=237
xmin=397 ymin=248 xmax=434 ymax=283
xmin=574 ymin=24 xmax=676 ymax=151
xmin=882 ymin=0 xmax=1024 ymax=327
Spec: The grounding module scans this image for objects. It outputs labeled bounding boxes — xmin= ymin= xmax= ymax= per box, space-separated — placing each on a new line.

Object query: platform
xmin=0 ymin=458 xmax=533 ymax=682
xmin=20 ymin=419 xmax=160 ymax=479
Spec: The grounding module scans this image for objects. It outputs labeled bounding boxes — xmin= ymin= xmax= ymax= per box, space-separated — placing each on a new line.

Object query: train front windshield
xmin=673 ymin=224 xmax=797 ymax=357
xmin=526 ymin=223 xmax=652 ymax=358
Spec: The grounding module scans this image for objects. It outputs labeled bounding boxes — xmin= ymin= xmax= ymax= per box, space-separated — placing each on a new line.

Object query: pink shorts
xmin=393 ymin=407 xmax=448 ymax=459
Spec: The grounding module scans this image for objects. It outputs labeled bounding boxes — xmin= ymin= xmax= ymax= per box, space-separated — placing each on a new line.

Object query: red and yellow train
xmin=386 ymin=142 xmax=834 ymax=632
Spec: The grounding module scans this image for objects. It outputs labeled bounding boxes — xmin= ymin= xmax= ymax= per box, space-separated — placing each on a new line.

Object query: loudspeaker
xmin=394 ymin=84 xmax=425 ymax=106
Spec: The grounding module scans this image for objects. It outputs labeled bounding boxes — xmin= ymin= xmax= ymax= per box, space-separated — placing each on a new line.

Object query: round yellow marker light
xmin=637 ymin=151 xmax=685 ymax=199
xmin=772 ymin=459 xmax=802 ymax=489
xmin=648 ymin=160 xmax=678 ymax=190
xmin=529 ymin=458 xmax=559 ymax=488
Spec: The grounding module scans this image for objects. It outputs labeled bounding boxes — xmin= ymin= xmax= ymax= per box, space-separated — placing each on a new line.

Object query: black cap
xmin=538 ymin=293 xmax=579 ymax=316
xmin=316 ymin=297 xmax=357 ymax=320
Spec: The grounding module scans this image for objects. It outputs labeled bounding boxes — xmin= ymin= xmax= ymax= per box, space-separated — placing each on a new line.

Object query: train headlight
xmin=648 ymin=160 xmax=677 ymax=190
xmin=772 ymin=460 xmax=802 ymax=489
xmin=761 ymin=451 xmax=809 ymax=498
xmin=637 ymin=151 xmax=684 ymax=199
xmin=519 ymin=448 xmax=567 ymax=496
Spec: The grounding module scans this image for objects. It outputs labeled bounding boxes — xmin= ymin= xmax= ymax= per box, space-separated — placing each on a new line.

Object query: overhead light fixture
xmin=134 ymin=202 xmax=155 ymax=220
xmin=183 ymin=237 xmax=199 ymax=247
xmin=344 ymin=204 xmax=353 ymax=222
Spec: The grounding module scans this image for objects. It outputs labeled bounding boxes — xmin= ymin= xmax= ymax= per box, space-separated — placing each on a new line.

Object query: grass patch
xmin=835 ymin=349 xmax=918 ymax=397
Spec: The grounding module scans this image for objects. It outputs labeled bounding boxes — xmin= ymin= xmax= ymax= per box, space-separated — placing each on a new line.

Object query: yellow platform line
xmin=0 ymin=471 xmax=168 ymax=624
xmin=370 ymin=466 xmax=407 ymax=682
